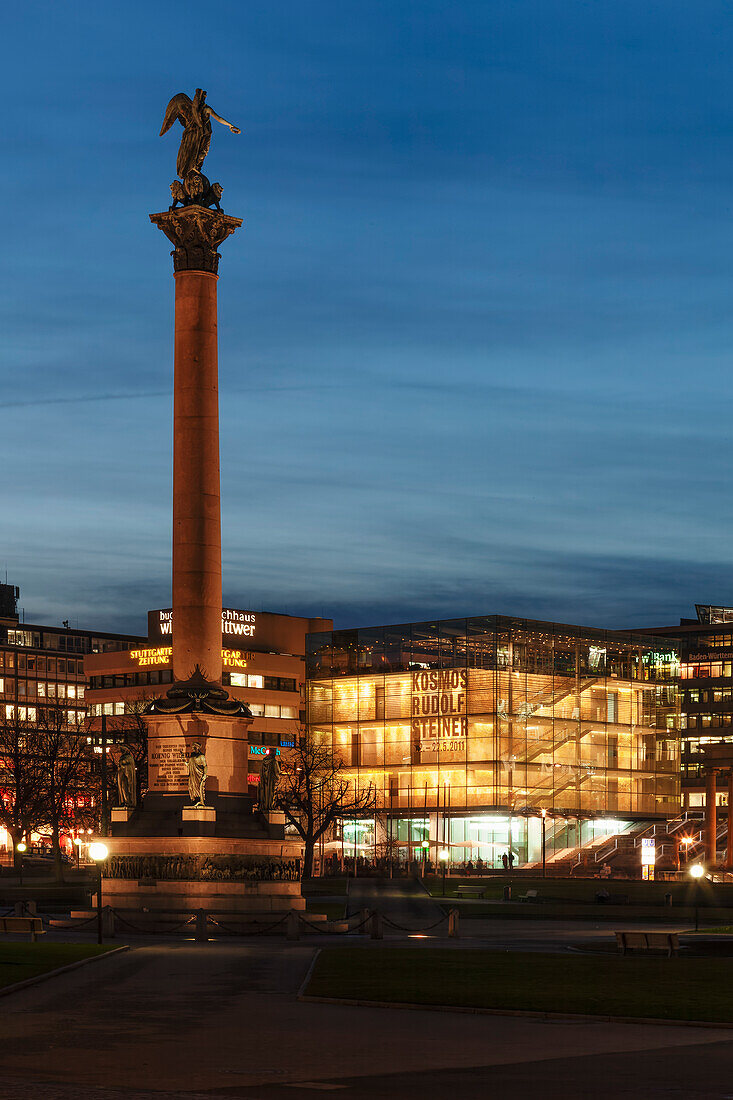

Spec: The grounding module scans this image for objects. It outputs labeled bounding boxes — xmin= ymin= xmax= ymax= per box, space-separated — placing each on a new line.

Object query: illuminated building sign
xmin=157 ymin=608 xmax=256 ymax=638
xmin=249 ymin=746 xmax=281 ymax=757
xmin=640 ymin=838 xmax=656 ymax=865
xmin=280 ymin=740 xmax=295 ymax=748
xmin=247 ymin=773 xmax=260 ymax=785
xmin=130 ymin=647 xmax=172 ymax=667
xmin=130 ymin=646 xmax=249 ymax=669
xmin=411 ymin=670 xmax=467 ymax=754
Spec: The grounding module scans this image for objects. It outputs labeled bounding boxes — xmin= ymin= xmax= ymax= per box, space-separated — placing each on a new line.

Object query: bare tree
xmin=0 ymin=709 xmax=46 ymax=867
xmin=35 ymin=704 xmax=95 ymax=881
xmin=276 ymin=730 xmax=377 ymax=877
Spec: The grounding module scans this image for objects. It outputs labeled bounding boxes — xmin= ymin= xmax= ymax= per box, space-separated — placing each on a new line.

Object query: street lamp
xmin=89 ymin=842 xmax=109 ymax=944
xmin=16 ymin=841 xmax=26 ymax=887
xmin=439 ymin=848 xmax=449 ymax=897
xmin=689 ymin=863 xmax=705 ymax=932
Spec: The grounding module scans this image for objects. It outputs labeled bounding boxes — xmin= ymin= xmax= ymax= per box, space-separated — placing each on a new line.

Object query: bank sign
xmin=151 ymin=608 xmax=257 ymax=640
xmin=411 ymin=670 xmax=467 ymax=755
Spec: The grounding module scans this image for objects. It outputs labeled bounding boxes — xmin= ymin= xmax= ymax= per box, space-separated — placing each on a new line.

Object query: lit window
xmin=230 ymin=673 xmax=246 ymax=688
xmin=247 ymin=674 xmax=264 ymax=689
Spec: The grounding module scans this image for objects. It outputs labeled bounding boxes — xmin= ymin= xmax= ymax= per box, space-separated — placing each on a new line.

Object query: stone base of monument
xmin=181 ymin=805 xmax=216 ymax=836
xmin=110 ymin=808 xmax=134 ymax=823
xmin=98 ymin=833 xmax=305 ymax=923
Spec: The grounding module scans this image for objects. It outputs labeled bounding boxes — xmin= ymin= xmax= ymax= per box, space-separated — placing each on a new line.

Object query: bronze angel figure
xmin=159 ymin=89 xmax=240 ymax=209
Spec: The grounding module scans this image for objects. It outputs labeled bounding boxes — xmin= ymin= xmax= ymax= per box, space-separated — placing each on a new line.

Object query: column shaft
xmin=172 ymin=269 xmax=222 ymax=683
xmin=705 ymin=768 xmax=718 ymax=865
xmin=727 ymin=771 xmax=733 ymax=871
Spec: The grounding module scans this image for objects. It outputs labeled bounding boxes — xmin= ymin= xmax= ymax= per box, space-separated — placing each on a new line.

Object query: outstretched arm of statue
xmin=206 ymin=106 xmax=241 ymax=135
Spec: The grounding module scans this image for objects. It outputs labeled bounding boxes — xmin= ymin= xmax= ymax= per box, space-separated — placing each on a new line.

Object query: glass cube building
xmin=305 ymin=616 xmax=680 ymax=866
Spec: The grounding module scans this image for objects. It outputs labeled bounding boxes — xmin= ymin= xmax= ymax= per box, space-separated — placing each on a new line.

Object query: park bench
xmin=0 ymin=916 xmax=45 ymax=942
xmin=456 ymin=886 xmax=487 ymax=899
xmin=596 ymin=891 xmax=630 ymax=905
xmin=615 ymin=931 xmax=679 ymax=957
xmin=518 ymin=889 xmax=540 ymax=903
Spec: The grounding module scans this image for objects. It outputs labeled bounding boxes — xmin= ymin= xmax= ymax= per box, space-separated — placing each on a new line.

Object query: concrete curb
xmin=0 ymin=944 xmax=130 ymax=1000
xmin=297 ymin=947 xmax=322 ymax=998
xmin=297 ymin=991 xmax=733 ymax=1031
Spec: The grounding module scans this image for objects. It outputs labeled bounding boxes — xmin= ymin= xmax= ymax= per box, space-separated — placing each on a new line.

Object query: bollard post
xmin=664 ymin=892 xmax=673 ymax=907
xmin=448 ymin=907 xmax=459 ymax=938
xmin=286 ymin=909 xmax=301 ymax=940
xmin=370 ymin=910 xmax=383 ymax=940
xmin=195 ymin=908 xmax=208 ymax=942
xmin=502 ymin=885 xmax=512 ymax=901
xmin=102 ymin=906 xmax=116 ymax=938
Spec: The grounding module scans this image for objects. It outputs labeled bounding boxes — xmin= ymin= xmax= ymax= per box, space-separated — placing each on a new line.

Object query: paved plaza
xmin=0 ymin=932 xmax=731 ymax=1099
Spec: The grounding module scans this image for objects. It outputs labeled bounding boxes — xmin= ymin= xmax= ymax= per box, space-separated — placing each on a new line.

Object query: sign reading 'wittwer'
xmin=411 ymin=670 xmax=467 ymax=754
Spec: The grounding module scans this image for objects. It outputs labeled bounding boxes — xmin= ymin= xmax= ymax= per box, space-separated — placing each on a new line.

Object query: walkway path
xmin=1 ymin=940 xmax=733 ymax=1098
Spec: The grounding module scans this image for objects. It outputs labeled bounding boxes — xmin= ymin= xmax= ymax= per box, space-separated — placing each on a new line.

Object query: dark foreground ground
xmin=0 ymin=935 xmax=732 ymax=1100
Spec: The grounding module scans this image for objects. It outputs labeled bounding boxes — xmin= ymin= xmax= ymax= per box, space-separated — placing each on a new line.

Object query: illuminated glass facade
xmin=306 ymin=616 xmax=681 ymax=865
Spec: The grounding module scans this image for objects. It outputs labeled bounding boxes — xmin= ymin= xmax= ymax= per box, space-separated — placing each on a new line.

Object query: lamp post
xmin=16 ymin=841 xmax=26 ymax=887
xmin=690 ymin=862 xmax=705 ymax=933
xmin=541 ymin=809 xmax=547 ymax=879
xmin=439 ymin=848 xmax=449 ymax=897
xmin=89 ymin=842 xmax=109 ymax=945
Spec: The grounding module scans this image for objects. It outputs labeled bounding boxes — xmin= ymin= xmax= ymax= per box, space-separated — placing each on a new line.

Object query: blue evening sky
xmin=3 ymin=1 xmax=733 ymax=635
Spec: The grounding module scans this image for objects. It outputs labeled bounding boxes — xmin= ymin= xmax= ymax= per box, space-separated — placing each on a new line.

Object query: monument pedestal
xmin=182 ymin=805 xmax=216 ymax=836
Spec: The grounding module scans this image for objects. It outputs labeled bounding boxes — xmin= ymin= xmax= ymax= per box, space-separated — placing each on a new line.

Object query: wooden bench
xmin=615 ymin=931 xmax=679 ymax=957
xmin=456 ymin=886 xmax=487 ymax=899
xmin=518 ymin=889 xmax=540 ymax=903
xmin=0 ymin=916 xmax=45 ymax=941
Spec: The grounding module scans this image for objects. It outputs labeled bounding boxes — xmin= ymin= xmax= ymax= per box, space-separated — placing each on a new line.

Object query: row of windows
xmin=3 ymin=704 xmax=85 ymax=724
xmin=88 ymin=671 xmax=298 ymax=692
xmin=680 ymin=662 xmax=733 ymax=679
xmin=0 ymin=653 xmax=84 ymax=675
xmin=684 ymin=688 xmax=733 ymax=704
xmin=0 ymin=680 xmax=84 ymax=700
xmin=3 ymin=631 xmax=129 ymax=654
xmin=681 ymin=714 xmax=733 ymax=730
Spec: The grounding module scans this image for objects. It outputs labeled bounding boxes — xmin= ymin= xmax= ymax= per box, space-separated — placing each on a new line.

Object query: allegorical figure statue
xmin=159 ymin=88 xmax=240 ymax=210
xmin=187 ymin=741 xmax=208 ymax=807
xmin=115 ymin=745 xmax=137 ymax=808
xmin=259 ymin=750 xmax=281 ymax=813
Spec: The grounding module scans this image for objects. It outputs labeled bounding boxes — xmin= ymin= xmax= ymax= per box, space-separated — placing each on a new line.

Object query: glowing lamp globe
xmin=89 ymin=842 xmax=109 ymax=862
xmin=16 ymin=842 xmax=27 ymax=853
xmin=689 ymin=864 xmax=705 ymax=880
xmin=438 ymin=849 xmax=450 ymax=862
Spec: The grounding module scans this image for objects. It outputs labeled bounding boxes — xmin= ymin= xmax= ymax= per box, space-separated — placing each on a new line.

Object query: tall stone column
xmin=727 ymin=770 xmax=733 ymax=871
xmin=705 ymin=767 xmax=718 ymax=864
xmin=150 ymin=207 xmax=242 ymax=684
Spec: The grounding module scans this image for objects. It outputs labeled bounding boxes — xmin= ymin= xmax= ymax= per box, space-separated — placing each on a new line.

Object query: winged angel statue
xmin=159 ymin=88 xmax=240 ymax=211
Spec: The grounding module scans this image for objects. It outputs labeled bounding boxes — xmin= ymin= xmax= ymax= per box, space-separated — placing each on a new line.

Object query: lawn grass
xmin=306 ymin=900 xmax=346 ymax=922
xmin=301 ymin=878 xmax=348 ymax=897
xmin=424 ymin=875 xmax=733 ymax=909
xmin=0 ymin=943 xmax=116 ymax=990
xmin=305 ymin=947 xmax=733 ymax=1023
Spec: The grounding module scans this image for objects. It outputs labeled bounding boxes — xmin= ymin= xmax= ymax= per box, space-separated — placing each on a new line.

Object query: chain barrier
xmin=381 ymin=913 xmax=449 ymax=933
xmin=207 ymin=912 xmax=290 ymax=936
xmin=111 ymin=911 xmax=197 ymax=935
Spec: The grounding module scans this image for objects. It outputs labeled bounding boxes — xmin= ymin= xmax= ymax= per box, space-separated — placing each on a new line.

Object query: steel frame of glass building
xmin=305 ymin=616 xmax=680 ymax=867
